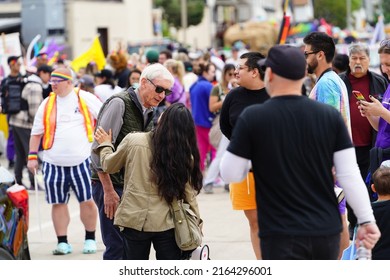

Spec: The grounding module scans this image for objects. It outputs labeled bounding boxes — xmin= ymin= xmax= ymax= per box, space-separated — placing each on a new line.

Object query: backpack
xmin=0 ymin=77 xmax=28 ymax=115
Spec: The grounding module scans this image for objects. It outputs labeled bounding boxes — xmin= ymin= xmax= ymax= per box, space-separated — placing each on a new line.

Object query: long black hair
xmin=151 ymin=103 xmax=203 ymax=203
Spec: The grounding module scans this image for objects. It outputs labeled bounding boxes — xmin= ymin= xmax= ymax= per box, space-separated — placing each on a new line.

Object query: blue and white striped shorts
xmin=42 ymin=158 xmax=92 ymax=204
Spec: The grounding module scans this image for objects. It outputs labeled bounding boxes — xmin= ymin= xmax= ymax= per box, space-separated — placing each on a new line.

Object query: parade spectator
xmin=202 ymin=63 xmax=236 ymax=194
xmin=93 ymin=103 xmax=202 ymax=260
xmin=164 ymin=59 xmax=186 ymax=106
xmin=338 ymin=43 xmax=388 ymax=235
xmin=27 ymin=67 xmax=102 ymax=255
xmin=79 ymin=74 xmax=95 ymax=94
xmin=90 ymin=63 xmax=174 ymax=260
xmin=219 ymin=52 xmax=268 ymax=259
xmin=182 ymin=61 xmax=198 ymax=109
xmin=0 ymin=56 xmax=24 ymax=169
xmin=225 ymin=46 xmax=240 ymax=67
xmin=127 ymin=68 xmax=141 ymax=89
xmin=220 ymin=45 xmax=381 ymax=260
xmin=85 ymin=61 xmax=99 ymax=76
xmin=145 ymin=49 xmax=159 ymax=64
xmin=304 ymin=31 xmax=351 ymax=135
xmin=109 ymin=51 xmax=131 ymax=89
xmin=93 ymin=69 xmax=122 ymax=102
xmin=35 ymin=51 xmax=48 ymax=68
xmin=358 ymin=40 xmax=390 ymax=189
xmin=9 ymin=66 xmax=45 ymax=189
xmin=332 ymin=53 xmax=349 ymax=74
xmin=190 ymin=62 xmax=216 ymax=173
xmin=358 ymin=41 xmax=390 ymax=160
xmin=370 ymin=164 xmax=390 ymax=260
xmin=158 ymin=49 xmax=172 ymax=65
xmin=37 ymin=64 xmax=53 ymax=99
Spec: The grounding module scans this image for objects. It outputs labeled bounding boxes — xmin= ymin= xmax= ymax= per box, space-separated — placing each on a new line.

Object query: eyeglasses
xmin=49 ymin=79 xmax=68 ymax=85
xmin=380 ymin=39 xmax=390 ymax=48
xmin=304 ymin=50 xmax=320 ymax=58
xmin=235 ymin=65 xmax=249 ymax=71
xmin=147 ymin=79 xmax=172 ymax=96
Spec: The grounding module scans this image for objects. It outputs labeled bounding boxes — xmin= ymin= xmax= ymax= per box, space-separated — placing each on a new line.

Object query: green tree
xmin=313 ymin=0 xmax=361 ymax=28
xmin=383 ymin=0 xmax=390 ymax=23
xmin=154 ymin=0 xmax=205 ymax=28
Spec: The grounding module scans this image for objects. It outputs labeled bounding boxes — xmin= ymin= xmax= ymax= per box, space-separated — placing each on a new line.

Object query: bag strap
xmin=171 ymin=197 xmax=185 ymax=222
xmin=170 ymin=88 xmax=185 ymax=104
xmin=337 ymin=190 xmax=345 ymax=204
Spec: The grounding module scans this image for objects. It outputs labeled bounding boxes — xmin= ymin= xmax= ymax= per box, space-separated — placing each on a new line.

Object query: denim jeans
xmin=261 ymin=233 xmax=340 ymax=260
xmin=122 ymin=227 xmax=181 ymax=260
xmin=92 ymin=180 xmax=123 ymax=260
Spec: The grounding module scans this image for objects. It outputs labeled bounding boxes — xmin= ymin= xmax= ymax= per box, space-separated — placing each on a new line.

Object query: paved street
xmin=1 ymin=155 xmax=255 ymax=260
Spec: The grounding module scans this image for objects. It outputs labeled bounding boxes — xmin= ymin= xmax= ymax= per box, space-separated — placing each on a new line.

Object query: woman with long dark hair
xmin=94 ymin=103 xmax=203 ymax=260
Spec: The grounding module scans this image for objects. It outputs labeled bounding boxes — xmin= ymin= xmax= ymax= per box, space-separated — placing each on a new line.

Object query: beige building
xmin=1 ymin=0 xmax=159 ymax=58
xmin=67 ymin=0 xmax=156 ymax=57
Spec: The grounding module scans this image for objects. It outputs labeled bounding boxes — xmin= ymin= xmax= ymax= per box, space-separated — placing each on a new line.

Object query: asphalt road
xmin=1 ymin=156 xmax=255 ymax=260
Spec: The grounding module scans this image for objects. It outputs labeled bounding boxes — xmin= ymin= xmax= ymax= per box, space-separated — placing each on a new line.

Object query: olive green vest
xmin=92 ymin=89 xmax=154 ymax=186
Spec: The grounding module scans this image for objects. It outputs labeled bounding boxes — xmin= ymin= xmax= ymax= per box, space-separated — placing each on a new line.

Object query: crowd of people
xmin=0 ymin=32 xmax=390 ymax=260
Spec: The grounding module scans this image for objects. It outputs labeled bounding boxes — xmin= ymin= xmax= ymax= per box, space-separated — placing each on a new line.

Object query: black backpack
xmin=0 ymin=77 xmax=28 ymax=114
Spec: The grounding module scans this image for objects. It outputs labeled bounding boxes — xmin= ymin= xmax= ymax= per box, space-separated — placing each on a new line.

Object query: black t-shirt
xmin=371 ymin=200 xmax=390 ymax=260
xmin=228 ymin=95 xmax=353 ymax=237
xmin=220 ymin=86 xmax=269 ymax=140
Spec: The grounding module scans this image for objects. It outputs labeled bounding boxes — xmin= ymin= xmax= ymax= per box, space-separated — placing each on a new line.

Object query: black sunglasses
xmin=147 ymin=78 xmax=172 ymax=96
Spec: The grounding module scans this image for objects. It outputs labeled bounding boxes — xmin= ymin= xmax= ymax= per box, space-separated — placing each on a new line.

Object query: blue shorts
xmin=42 ymin=158 xmax=92 ymax=204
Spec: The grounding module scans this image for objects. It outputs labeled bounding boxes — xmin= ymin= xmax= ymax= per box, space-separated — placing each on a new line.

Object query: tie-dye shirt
xmin=309 ymin=70 xmax=351 ymax=136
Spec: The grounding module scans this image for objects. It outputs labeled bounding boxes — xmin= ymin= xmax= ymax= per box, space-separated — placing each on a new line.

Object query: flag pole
xmin=277 ymin=0 xmax=291 ymax=45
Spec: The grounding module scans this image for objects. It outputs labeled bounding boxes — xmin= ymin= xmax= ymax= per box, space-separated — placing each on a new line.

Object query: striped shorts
xmin=42 ymin=158 xmax=92 ymax=204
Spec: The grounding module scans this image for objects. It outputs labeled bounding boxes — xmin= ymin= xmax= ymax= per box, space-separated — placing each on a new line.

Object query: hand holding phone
xmin=352 ymin=90 xmax=366 ymax=102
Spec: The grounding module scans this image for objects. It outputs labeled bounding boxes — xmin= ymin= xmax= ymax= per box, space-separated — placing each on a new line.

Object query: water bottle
xmin=355 ymin=243 xmax=371 ymax=260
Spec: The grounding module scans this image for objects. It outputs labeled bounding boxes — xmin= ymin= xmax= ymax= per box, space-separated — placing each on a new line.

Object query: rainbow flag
xmin=277 ymin=15 xmax=291 ymax=45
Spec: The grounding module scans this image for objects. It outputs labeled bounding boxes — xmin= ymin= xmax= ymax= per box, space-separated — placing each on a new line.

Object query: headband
xmin=9 ymin=59 xmax=18 ymax=66
xmin=51 ymin=72 xmax=73 ymax=81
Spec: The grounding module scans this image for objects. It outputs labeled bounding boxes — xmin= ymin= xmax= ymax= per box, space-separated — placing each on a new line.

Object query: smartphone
xmin=352 ymin=90 xmax=366 ymax=102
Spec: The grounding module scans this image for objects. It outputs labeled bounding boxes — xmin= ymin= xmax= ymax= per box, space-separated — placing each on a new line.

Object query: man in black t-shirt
xmin=220 ymin=45 xmax=381 ymax=260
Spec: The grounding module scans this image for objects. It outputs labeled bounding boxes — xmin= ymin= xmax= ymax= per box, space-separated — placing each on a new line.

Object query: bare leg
xmin=80 ymin=199 xmax=98 ymax=232
xmin=244 ymin=209 xmax=261 ymax=260
xmin=52 ymin=204 xmax=70 ymax=236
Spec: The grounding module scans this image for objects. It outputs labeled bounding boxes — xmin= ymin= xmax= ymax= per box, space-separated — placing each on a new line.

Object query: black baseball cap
xmin=258 ymin=45 xmax=306 ymax=80
xmin=94 ymin=69 xmax=113 ymax=80
xmin=7 ymin=55 xmax=21 ymax=65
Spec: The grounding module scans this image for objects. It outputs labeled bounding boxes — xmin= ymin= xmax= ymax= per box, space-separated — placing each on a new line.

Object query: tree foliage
xmin=154 ymin=0 xmax=205 ymax=28
xmin=383 ymin=0 xmax=390 ymax=24
xmin=313 ymin=0 xmax=361 ymax=29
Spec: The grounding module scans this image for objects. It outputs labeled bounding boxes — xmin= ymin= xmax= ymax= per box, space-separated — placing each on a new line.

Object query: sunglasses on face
xmin=147 ymin=78 xmax=172 ymax=96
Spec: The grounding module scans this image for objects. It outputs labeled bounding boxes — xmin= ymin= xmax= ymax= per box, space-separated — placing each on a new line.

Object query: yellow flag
xmin=71 ymin=36 xmax=106 ymax=73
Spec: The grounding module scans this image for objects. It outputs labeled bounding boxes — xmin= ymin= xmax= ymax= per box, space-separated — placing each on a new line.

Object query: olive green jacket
xmin=96 ymin=131 xmax=201 ymax=232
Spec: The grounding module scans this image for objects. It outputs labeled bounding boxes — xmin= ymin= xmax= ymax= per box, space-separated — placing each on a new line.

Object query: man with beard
xmin=303 ymin=32 xmax=351 ymax=135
